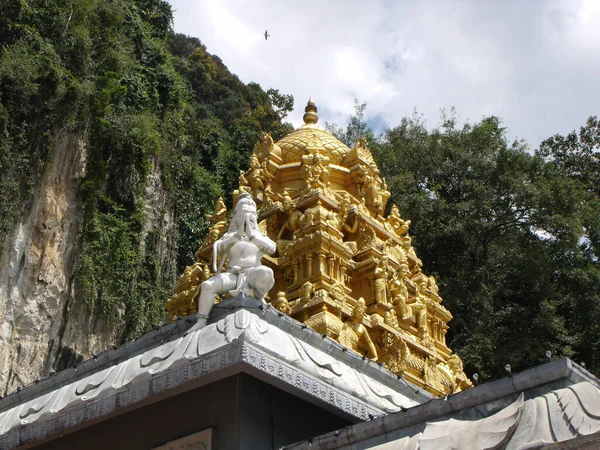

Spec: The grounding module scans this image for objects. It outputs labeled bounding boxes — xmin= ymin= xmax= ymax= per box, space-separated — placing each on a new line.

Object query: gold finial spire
xmin=303 ymin=97 xmax=318 ymax=125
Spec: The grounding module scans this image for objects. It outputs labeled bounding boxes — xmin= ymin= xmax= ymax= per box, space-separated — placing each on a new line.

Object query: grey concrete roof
xmin=286 ymin=358 xmax=600 ymax=450
xmin=0 ymin=296 xmax=427 ymax=449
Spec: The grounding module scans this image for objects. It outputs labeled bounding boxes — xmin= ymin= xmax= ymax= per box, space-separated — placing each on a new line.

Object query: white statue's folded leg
xmin=185 ymin=273 xmax=237 ymax=334
xmin=247 ymin=266 xmax=275 ymax=300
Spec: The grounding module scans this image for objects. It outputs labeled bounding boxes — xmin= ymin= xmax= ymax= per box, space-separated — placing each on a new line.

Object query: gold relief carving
xmin=447 ymin=354 xmax=474 ymax=392
xmin=246 ymin=154 xmax=268 ymax=200
xmin=409 ymin=281 xmax=432 ymax=346
xmin=378 ymin=331 xmax=409 ymax=373
xmin=238 ymin=170 xmax=250 ymax=193
xmin=353 ymin=158 xmax=388 ymax=214
xmin=373 ymin=256 xmax=390 ymax=305
xmin=204 ymin=197 xmax=228 ymax=245
xmin=206 ymin=197 xmax=228 ymax=228
xmin=165 ymin=262 xmax=211 ymax=321
xmin=326 ymin=193 xmax=360 ymax=240
xmin=386 ymin=204 xmax=411 ymax=237
xmin=356 ymin=222 xmax=379 ymax=252
xmin=428 ymin=276 xmax=440 ymax=296
xmin=338 ymin=298 xmax=378 ymax=359
xmin=298 ymin=281 xmax=315 ymax=307
xmin=253 ymin=131 xmax=280 ymax=161
xmin=272 ymin=291 xmax=292 ymax=315
xmin=165 ymin=99 xmax=468 ymax=397
xmin=276 ymin=191 xmax=310 ymax=255
xmin=357 ymin=198 xmax=370 ymax=216
xmin=390 ymin=263 xmax=411 ymax=320
xmin=423 ymin=357 xmax=447 ymax=392
xmin=261 ymin=186 xmax=275 ymax=210
xmin=330 ymin=283 xmax=346 ymax=309
xmin=354 ymin=137 xmax=372 ymax=161
xmin=301 ymin=149 xmax=331 ymax=194
xmin=304 ymin=310 xmax=344 ymax=337
xmin=384 ymin=310 xmax=399 ymax=328
xmin=384 ymin=240 xmax=408 ymax=266
xmin=307 ymin=130 xmax=324 ymax=148
xmin=364 ymin=163 xmax=384 ymax=211
xmin=194 ymin=197 xmax=229 ymax=261
xmin=402 ymin=234 xmax=423 ymax=273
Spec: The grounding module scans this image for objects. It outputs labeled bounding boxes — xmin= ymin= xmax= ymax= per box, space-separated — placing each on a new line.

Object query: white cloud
xmin=168 ymin=0 xmax=600 ymax=147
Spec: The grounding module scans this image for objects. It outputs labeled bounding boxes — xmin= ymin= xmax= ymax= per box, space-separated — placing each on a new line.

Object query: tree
xmin=363 ymin=110 xmax=598 ymax=379
xmin=536 ymin=117 xmax=600 ymax=371
xmin=326 ymin=99 xmax=376 ymax=147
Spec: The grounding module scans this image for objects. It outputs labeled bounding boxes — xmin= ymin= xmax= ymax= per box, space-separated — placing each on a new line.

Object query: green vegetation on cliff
xmin=0 ymin=0 xmax=292 ymax=339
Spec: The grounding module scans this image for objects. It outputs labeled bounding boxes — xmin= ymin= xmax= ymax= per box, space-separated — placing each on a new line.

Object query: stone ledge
xmin=288 ymin=358 xmax=600 ymax=450
xmin=0 ymin=308 xmax=421 ymax=449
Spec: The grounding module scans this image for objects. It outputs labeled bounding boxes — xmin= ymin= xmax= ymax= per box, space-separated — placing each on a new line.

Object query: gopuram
xmin=166 ymin=99 xmax=472 ymax=397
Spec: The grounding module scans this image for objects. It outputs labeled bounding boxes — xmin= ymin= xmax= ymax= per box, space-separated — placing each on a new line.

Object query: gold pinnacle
xmin=303 ymin=98 xmax=318 ymax=125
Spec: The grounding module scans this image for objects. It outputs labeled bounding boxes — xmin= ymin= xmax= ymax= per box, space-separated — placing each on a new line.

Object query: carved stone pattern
xmin=0 ymin=310 xmax=417 ymax=449
xmin=242 ymin=346 xmax=379 ymax=420
xmin=302 ymin=380 xmax=600 ymax=450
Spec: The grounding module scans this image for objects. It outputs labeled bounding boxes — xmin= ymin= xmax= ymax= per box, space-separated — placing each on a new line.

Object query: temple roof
xmin=286 ymin=358 xmax=600 ymax=450
xmin=0 ymin=300 xmax=425 ymax=449
xmin=276 ymin=98 xmax=350 ymax=164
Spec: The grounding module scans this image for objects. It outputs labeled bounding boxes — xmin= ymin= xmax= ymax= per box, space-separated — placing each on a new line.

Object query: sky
xmin=168 ymin=0 xmax=600 ymax=149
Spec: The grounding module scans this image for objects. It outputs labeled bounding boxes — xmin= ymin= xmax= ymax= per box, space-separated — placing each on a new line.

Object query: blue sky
xmin=168 ymin=0 xmax=600 ymax=148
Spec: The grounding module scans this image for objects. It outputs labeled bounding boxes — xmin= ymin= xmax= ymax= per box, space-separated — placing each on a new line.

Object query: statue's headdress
xmin=235 ymin=192 xmax=257 ymax=211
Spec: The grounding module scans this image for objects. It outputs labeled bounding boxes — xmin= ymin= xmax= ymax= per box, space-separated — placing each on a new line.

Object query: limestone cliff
xmin=0 ymin=131 xmax=177 ymax=396
xmin=0 ymin=1 xmax=292 ymax=396
xmin=1 ymin=131 xmax=99 ymax=395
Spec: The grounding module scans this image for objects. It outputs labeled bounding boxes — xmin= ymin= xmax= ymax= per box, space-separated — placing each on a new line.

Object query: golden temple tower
xmin=166 ymin=99 xmax=472 ymax=397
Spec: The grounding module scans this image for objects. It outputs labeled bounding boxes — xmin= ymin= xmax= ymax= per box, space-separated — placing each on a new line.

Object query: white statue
xmin=187 ymin=193 xmax=276 ymax=333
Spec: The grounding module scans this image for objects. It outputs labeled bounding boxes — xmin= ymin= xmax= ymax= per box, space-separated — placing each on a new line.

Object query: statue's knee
xmin=201 ymin=279 xmax=216 ymax=295
xmin=252 ymin=267 xmax=274 ymax=291
xmin=258 ymin=266 xmax=273 ymax=277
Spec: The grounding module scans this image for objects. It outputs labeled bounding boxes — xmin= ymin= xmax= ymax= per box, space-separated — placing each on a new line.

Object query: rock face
xmin=141 ymin=158 xmax=177 ymax=287
xmin=0 ymin=131 xmax=111 ymax=396
xmin=0 ymin=128 xmax=179 ymax=396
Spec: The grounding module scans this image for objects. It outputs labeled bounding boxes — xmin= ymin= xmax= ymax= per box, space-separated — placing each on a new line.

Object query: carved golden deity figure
xmin=447 ymin=354 xmax=474 ymax=392
xmin=248 ymin=154 xmax=266 ymax=198
xmin=411 ymin=282 xmax=431 ymax=342
xmin=272 ymin=291 xmax=292 ymax=315
xmin=166 ymin=99 xmax=470 ymax=397
xmin=276 ymin=191 xmax=311 ymax=255
xmin=373 ymin=256 xmax=389 ymax=305
xmin=390 ymin=263 xmax=411 ymax=320
xmin=338 ymin=298 xmax=378 ymax=359
xmin=165 ymin=262 xmax=210 ymax=321
xmin=298 ymin=280 xmax=314 ymax=307
xmin=387 ymin=205 xmax=411 ymax=236
xmin=301 ymin=149 xmax=330 ymax=193
xmin=201 ymin=197 xmax=228 ymax=249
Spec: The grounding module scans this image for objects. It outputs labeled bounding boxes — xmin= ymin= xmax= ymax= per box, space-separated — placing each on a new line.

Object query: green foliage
xmin=326 ymin=100 xmax=375 ymax=147
xmin=338 ymin=106 xmax=600 ymax=379
xmin=536 ymin=117 xmax=600 ymax=371
xmin=0 ymin=1 xmax=293 ymax=341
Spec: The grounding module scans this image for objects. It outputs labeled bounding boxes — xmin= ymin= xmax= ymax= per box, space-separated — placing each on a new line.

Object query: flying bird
xmin=264 ymin=30 xmax=270 ymax=40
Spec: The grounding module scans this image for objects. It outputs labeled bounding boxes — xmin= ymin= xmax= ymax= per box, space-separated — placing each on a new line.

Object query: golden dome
xmin=276 ymin=99 xmax=350 ymax=164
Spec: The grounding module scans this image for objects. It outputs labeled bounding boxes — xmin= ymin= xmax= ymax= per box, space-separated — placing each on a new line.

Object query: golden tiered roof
xmin=277 ymin=126 xmax=350 ymax=164
xmin=166 ymin=99 xmax=472 ymax=396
